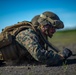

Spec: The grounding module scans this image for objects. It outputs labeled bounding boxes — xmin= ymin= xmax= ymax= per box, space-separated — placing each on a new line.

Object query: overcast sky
xmin=0 ymin=0 xmax=76 ymax=32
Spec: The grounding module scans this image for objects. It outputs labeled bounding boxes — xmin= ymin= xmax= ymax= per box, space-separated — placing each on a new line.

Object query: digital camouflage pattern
xmin=16 ymin=28 xmax=61 ymax=65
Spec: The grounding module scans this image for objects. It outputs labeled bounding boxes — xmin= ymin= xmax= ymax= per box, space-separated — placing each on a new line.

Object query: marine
xmin=0 ymin=11 xmax=72 ymax=66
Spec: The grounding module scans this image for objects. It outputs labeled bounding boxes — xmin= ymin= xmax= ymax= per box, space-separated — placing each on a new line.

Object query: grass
xmin=62 ymin=60 xmax=68 ymax=72
xmin=49 ymin=29 xmax=76 ymax=48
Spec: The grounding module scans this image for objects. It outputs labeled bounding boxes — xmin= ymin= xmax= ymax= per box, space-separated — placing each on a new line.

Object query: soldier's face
xmin=41 ymin=25 xmax=56 ymax=38
xmin=47 ymin=26 xmax=56 ymax=38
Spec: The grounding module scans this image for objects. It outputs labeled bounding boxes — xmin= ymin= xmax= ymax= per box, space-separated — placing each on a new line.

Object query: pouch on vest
xmin=0 ymin=21 xmax=33 ymax=61
xmin=0 ymin=32 xmax=19 ymax=61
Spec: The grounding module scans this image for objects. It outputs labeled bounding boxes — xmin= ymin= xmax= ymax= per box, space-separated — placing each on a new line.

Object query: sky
xmin=0 ymin=0 xmax=76 ymax=32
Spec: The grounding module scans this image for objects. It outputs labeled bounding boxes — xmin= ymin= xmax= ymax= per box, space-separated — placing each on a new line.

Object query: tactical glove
xmin=62 ymin=48 xmax=72 ymax=59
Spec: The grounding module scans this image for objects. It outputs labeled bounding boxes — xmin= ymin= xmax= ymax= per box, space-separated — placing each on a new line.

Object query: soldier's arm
xmin=16 ymin=29 xmax=61 ymax=65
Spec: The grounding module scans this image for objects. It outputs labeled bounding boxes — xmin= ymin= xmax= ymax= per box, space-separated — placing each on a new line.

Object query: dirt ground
xmin=0 ymin=43 xmax=76 ymax=75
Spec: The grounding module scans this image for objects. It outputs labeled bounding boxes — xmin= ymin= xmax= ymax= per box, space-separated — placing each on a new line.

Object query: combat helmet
xmin=31 ymin=15 xmax=40 ymax=28
xmin=31 ymin=11 xmax=64 ymax=29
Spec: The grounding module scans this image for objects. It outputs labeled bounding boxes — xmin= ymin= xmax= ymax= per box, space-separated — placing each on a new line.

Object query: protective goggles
xmin=38 ymin=14 xmax=64 ymax=29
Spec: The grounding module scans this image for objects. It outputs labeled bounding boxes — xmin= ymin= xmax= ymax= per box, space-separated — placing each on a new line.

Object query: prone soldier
xmin=0 ymin=11 xmax=72 ymax=66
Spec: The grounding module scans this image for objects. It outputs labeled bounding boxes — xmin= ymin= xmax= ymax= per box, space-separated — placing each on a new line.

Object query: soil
xmin=0 ymin=43 xmax=76 ymax=75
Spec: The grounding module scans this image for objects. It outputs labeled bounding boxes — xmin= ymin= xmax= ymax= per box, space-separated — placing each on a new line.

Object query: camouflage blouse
xmin=16 ymin=28 xmax=61 ymax=65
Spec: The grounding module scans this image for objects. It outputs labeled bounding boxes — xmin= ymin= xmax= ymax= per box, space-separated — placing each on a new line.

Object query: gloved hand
xmin=62 ymin=48 xmax=72 ymax=59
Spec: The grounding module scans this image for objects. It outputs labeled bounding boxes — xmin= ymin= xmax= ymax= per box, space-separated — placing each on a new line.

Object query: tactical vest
xmin=0 ymin=21 xmax=34 ymax=61
xmin=0 ymin=21 xmax=60 ymax=63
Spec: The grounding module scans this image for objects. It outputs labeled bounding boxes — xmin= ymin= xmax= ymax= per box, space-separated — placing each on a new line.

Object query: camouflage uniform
xmin=16 ymin=28 xmax=61 ymax=65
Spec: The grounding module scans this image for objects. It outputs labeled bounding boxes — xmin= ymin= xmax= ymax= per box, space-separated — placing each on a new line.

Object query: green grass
xmin=49 ymin=29 xmax=76 ymax=48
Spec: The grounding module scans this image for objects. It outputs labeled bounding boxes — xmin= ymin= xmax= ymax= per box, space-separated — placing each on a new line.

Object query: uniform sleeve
xmin=16 ymin=29 xmax=61 ymax=65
